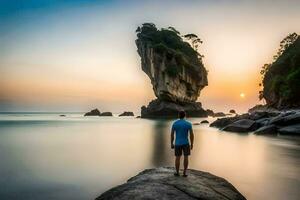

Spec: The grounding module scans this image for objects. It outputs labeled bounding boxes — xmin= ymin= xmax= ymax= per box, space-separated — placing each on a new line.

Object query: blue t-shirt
xmin=172 ymin=119 xmax=192 ymax=146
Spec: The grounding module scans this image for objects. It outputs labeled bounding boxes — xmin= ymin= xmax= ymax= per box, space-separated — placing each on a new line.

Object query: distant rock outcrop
xmin=84 ymin=109 xmax=101 ymax=116
xmin=136 ymin=23 xmax=208 ymax=118
xmin=84 ymin=109 xmax=112 ymax=117
xmin=96 ymin=167 xmax=246 ymax=200
xmin=119 ymin=112 xmax=134 ymax=117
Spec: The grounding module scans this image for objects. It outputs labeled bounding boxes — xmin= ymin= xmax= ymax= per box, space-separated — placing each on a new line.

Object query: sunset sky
xmin=1 ymin=0 xmax=300 ymax=113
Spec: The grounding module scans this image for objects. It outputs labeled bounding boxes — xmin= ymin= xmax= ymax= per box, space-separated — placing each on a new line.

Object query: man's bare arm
xmin=190 ymin=128 xmax=194 ymax=150
xmin=171 ymin=129 xmax=175 ymax=149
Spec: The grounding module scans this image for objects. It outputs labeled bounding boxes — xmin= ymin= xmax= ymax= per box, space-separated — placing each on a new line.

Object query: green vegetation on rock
xmin=136 ymin=23 xmax=205 ymax=78
xmin=260 ymin=33 xmax=300 ymax=108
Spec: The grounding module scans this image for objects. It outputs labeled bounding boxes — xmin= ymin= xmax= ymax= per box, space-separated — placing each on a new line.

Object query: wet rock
xmin=269 ymin=112 xmax=299 ymax=125
xmin=222 ymin=119 xmax=257 ymax=133
xmin=210 ymin=114 xmax=250 ymax=129
xmin=96 ymin=167 xmax=246 ymax=200
xmin=59 ymin=114 xmax=66 ymax=117
xmin=119 ymin=112 xmax=134 ymax=117
xmin=254 ymin=125 xmax=278 ymax=135
xmin=279 ymin=125 xmax=300 ymax=135
xmin=255 ymin=118 xmax=270 ymax=127
xmin=84 ymin=109 xmax=101 ymax=116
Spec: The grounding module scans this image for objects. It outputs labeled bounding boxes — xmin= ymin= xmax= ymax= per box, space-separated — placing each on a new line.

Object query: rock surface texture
xmin=96 ymin=167 xmax=246 ymax=200
xmin=136 ymin=23 xmax=208 ymax=118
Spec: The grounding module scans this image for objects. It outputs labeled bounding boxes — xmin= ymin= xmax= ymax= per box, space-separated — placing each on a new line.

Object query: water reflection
xmin=151 ymin=120 xmax=172 ymax=167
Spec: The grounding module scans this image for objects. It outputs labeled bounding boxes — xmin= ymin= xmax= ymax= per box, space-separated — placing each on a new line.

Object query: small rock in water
xmin=119 ymin=111 xmax=134 ymax=117
xmin=201 ymin=120 xmax=209 ymax=124
xmin=229 ymin=109 xmax=236 ymax=114
xmin=84 ymin=109 xmax=101 ymax=116
xmin=59 ymin=114 xmax=66 ymax=117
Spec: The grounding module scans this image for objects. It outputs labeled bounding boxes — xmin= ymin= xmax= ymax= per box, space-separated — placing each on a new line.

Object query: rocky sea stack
xmin=96 ymin=167 xmax=246 ymax=200
xmin=136 ymin=23 xmax=208 ymax=118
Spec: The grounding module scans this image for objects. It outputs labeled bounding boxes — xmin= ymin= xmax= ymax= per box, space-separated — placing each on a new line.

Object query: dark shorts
xmin=175 ymin=144 xmax=190 ymax=156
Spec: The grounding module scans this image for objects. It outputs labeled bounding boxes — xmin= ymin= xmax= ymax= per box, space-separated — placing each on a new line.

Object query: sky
xmin=1 ymin=0 xmax=300 ymax=113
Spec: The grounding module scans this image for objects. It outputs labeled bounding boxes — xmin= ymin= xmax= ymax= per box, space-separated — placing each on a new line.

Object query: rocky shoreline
xmin=210 ymin=109 xmax=300 ymax=135
xmin=95 ymin=167 xmax=246 ymax=200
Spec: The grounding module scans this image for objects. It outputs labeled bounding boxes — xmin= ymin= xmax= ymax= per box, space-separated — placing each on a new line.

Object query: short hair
xmin=178 ymin=110 xmax=186 ymax=119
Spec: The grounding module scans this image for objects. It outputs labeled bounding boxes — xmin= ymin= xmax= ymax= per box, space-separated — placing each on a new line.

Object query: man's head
xmin=178 ymin=110 xmax=186 ymax=119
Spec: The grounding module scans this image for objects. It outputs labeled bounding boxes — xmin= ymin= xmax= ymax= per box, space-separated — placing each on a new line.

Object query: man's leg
xmin=175 ymin=156 xmax=180 ymax=174
xmin=183 ymin=155 xmax=188 ymax=175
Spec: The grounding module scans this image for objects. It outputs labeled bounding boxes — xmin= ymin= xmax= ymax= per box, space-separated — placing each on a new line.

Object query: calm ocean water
xmin=0 ymin=113 xmax=300 ymax=200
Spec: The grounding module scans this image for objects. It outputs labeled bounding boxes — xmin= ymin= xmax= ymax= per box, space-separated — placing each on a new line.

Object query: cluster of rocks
xmin=210 ymin=110 xmax=300 ymax=135
xmin=84 ymin=109 xmax=135 ymax=117
xmin=84 ymin=109 xmax=113 ymax=117
xmin=206 ymin=109 xmax=236 ymax=118
xmin=96 ymin=167 xmax=246 ymax=200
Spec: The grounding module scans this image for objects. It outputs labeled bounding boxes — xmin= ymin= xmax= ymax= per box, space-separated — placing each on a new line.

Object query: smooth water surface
xmin=0 ymin=113 xmax=300 ymax=200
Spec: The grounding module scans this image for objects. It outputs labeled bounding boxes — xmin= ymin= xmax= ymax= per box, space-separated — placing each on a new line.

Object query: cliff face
xmin=262 ymin=36 xmax=300 ymax=109
xmin=136 ymin=23 xmax=208 ymax=104
xmin=136 ymin=40 xmax=208 ymax=103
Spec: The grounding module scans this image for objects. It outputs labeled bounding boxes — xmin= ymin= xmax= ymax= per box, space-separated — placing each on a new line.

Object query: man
xmin=171 ymin=110 xmax=194 ymax=177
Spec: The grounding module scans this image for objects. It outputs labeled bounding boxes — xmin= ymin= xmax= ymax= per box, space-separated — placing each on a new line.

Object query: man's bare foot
xmin=174 ymin=172 xmax=180 ymax=176
xmin=182 ymin=174 xmax=188 ymax=177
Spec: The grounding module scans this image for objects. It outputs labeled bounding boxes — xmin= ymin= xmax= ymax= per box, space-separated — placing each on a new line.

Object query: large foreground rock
xmin=141 ymin=99 xmax=207 ymax=118
xmin=96 ymin=167 xmax=246 ymax=200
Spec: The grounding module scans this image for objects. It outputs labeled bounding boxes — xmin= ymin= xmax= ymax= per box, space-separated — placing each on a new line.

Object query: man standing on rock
xmin=171 ymin=111 xmax=194 ymax=177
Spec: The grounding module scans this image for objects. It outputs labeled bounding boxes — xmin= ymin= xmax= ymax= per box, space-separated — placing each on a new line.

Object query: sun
xmin=240 ymin=93 xmax=245 ymax=98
